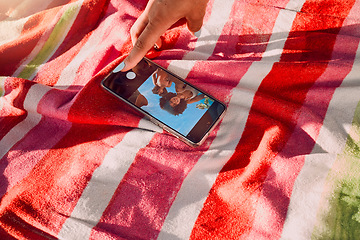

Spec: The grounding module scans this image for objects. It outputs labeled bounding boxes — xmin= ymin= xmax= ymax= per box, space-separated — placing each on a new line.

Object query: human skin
xmin=121 ymin=0 xmax=209 ymax=72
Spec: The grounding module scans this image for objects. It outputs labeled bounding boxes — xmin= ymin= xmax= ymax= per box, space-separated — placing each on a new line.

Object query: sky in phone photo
xmin=137 ymin=76 xmax=213 ymax=136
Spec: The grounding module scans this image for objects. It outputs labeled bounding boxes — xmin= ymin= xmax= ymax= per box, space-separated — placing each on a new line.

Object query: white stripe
xmin=0 ymin=0 xmax=117 ymax=160
xmin=0 ymin=0 xmax=132 ymax=172
xmin=0 ymin=17 xmax=30 ymax=47
xmin=57 ymin=1 xmax=235 ymax=238
xmin=57 ymin=125 xmax=155 ymax=240
xmin=0 ymin=84 xmax=50 ymax=159
xmin=250 ymin=1 xmax=360 ymax=237
xmin=54 ymin=10 xmax=124 ymax=88
xmin=285 ymin=0 xmax=306 ymax=12
xmin=29 ymin=1 xmax=83 ymax=80
xmin=182 ymin=0 xmax=234 ymax=61
xmin=280 ymin=33 xmax=360 ymax=240
xmin=166 ymin=0 xmax=235 ymax=78
xmin=1 ymin=5 xmax=144 ymax=235
xmin=157 ymin=1 xmax=304 ymax=239
xmin=0 ymin=1 xmax=84 ymax=159
xmin=55 ymin=7 xmax=163 ymax=239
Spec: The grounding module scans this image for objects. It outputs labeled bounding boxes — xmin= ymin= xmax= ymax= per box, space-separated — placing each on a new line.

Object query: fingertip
xmin=120 ymin=60 xmax=131 ymax=72
xmin=113 ymin=62 xmax=125 ymax=73
xmin=120 ymin=59 xmax=132 ymax=72
xmin=120 ymin=55 xmax=138 ymax=72
xmin=186 ymin=17 xmax=203 ymax=36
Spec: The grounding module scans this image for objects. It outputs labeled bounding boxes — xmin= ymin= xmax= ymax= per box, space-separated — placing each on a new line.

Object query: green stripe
xmin=0 ymin=77 xmax=5 ymax=97
xmin=18 ymin=2 xmax=81 ymax=80
xmin=312 ymin=101 xmax=360 ymax=239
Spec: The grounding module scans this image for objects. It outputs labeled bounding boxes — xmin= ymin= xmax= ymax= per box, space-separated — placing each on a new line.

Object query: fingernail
xmin=113 ymin=62 xmax=125 ymax=73
xmin=194 ymin=30 xmax=201 ymax=38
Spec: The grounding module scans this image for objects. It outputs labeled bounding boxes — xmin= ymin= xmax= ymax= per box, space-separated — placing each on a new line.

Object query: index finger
xmin=122 ymin=21 xmax=171 ymax=72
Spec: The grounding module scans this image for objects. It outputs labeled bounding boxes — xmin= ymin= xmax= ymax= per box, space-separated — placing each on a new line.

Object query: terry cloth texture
xmin=1 ymin=0 xmax=360 ymax=239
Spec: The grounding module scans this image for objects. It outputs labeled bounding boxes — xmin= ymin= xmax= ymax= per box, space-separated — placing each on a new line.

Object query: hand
xmin=121 ymin=0 xmax=209 ymax=72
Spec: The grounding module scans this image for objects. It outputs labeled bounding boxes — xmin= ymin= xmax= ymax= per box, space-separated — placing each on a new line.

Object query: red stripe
xmin=33 ymin=0 xmax=109 ymax=86
xmin=0 ymin=78 xmax=34 ymax=140
xmin=0 ymin=118 xmax=72 ymax=199
xmin=0 ymin=49 xmax=139 ymax=238
xmin=88 ymin=61 xmax=233 ymax=239
xmin=155 ymin=0 xmax=216 ymax=61
xmin=0 ymin=0 xmax=134 ymax=191
xmin=0 ymin=225 xmax=16 ymax=240
xmin=0 ymin=124 xmax=129 ymax=238
xmin=0 ymin=0 xmax=97 ymax=140
xmin=0 ymin=210 xmax=57 ymax=240
xmin=88 ymin=1 xmax=284 ymax=239
xmin=248 ymin=2 xmax=360 ymax=239
xmin=209 ymin=1 xmax=284 ymax=62
xmin=0 ymin=3 xmax=111 ymax=206
xmin=0 ymin=7 xmax=62 ymax=137
xmin=75 ymin=2 xmax=200 ymax=237
xmin=0 ymin=0 xmax=109 ymax=170
xmin=0 ymin=6 xmax=63 ymax=76
xmin=0 ymin=1 xmax=136 ymax=237
xmin=190 ymin=1 xmax=356 ymax=239
xmin=301 ymin=0 xmax=355 ymax=18
xmin=0 ymin=0 xmax=172 ymax=236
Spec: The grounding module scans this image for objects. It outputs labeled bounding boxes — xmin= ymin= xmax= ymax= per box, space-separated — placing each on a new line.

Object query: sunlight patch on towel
xmin=0 ymin=17 xmax=30 ymax=46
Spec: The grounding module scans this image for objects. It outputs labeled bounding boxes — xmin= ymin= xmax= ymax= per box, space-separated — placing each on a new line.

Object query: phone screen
xmin=101 ymin=58 xmax=226 ymax=145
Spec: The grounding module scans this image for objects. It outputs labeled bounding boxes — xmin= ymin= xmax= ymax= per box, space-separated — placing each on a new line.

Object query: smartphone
xmin=101 ymin=58 xmax=226 ymax=147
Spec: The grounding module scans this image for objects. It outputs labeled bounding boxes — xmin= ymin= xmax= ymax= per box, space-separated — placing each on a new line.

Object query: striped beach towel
xmin=1 ymin=0 xmax=360 ymax=239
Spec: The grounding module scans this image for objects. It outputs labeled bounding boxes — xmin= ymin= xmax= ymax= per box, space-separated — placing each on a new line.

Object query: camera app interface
xmin=103 ymin=59 xmax=224 ymax=141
